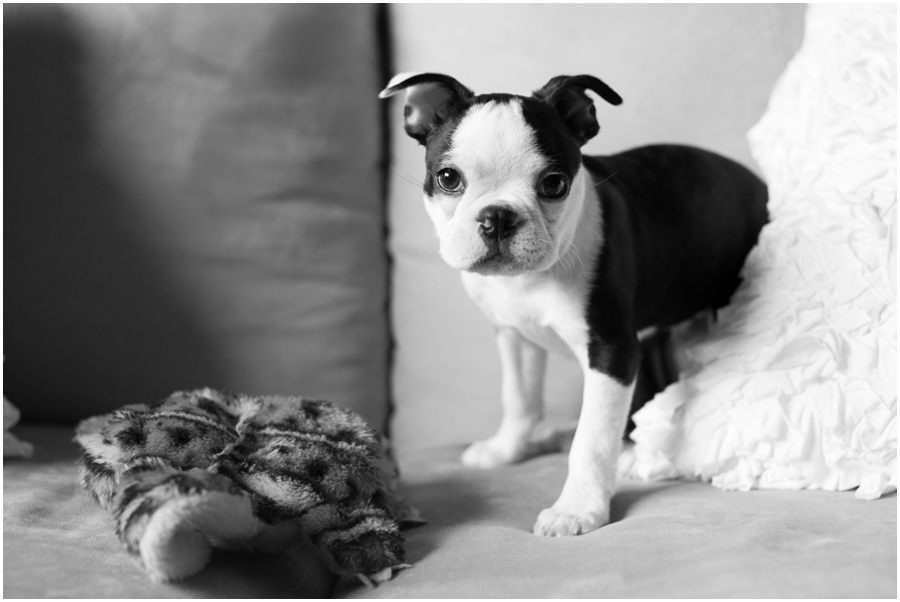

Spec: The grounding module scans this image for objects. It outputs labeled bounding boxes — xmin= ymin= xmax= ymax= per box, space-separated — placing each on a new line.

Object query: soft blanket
xmin=75 ymin=388 xmax=419 ymax=586
xmin=624 ymin=4 xmax=896 ymax=500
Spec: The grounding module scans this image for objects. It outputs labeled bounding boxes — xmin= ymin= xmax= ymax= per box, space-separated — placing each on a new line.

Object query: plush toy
xmin=75 ymin=388 xmax=421 ymax=586
xmin=4 ymin=398 xmax=33 ymax=458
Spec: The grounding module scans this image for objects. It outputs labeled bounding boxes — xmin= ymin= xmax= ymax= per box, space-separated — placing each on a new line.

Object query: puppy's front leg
xmin=533 ymin=368 xmax=635 ymax=536
xmin=462 ymin=327 xmax=554 ymax=468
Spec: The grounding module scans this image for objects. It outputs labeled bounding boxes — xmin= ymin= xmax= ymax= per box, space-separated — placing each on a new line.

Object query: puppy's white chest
xmin=461 ymin=273 xmax=585 ymax=357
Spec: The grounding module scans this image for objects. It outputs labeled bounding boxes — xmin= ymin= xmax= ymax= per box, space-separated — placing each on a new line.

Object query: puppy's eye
xmin=436 ymin=168 xmax=464 ymax=193
xmin=539 ymin=174 xmax=569 ymax=199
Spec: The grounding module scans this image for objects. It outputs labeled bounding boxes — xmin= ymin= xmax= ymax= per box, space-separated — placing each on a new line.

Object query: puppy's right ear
xmin=533 ymin=75 xmax=623 ymax=146
xmin=379 ymin=73 xmax=475 ymax=145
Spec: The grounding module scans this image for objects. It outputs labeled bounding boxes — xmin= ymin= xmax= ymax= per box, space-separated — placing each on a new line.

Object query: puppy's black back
xmin=584 ymin=144 xmax=768 ymax=333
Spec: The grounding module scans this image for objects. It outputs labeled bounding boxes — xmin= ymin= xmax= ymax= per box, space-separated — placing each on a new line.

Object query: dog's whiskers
xmin=427 ymin=251 xmax=445 ymax=286
xmin=591 ymin=170 xmax=619 ymax=189
xmin=391 ymin=165 xmax=423 ymax=190
xmin=566 ymin=247 xmax=587 ymax=277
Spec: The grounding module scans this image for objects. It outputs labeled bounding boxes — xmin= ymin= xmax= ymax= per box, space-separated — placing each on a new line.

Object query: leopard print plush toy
xmin=75 ymin=388 xmax=420 ymax=586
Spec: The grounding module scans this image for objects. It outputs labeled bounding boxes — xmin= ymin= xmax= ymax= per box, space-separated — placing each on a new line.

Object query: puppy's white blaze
xmin=447 ymin=100 xmax=547 ymax=191
xmin=433 ymin=99 xmax=561 ymax=273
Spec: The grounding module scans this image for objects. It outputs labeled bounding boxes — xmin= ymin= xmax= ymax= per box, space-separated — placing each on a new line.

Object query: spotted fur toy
xmin=75 ymin=388 xmax=420 ymax=586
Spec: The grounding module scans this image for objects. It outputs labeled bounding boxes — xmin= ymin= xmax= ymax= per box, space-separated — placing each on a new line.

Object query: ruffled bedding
xmin=624 ymin=4 xmax=897 ymax=500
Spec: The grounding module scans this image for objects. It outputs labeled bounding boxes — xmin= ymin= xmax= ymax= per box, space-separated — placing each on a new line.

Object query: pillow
xmin=626 ymin=4 xmax=897 ymax=501
xmin=4 ymin=5 xmax=390 ymax=430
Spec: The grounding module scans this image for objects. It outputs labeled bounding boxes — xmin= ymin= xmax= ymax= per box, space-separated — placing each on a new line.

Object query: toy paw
xmin=532 ymin=506 xmax=607 ymax=537
xmin=139 ymin=508 xmax=214 ymax=582
xmin=357 ymin=563 xmax=411 ymax=587
xmin=115 ymin=467 xmax=261 ymax=581
xmin=3 ymin=398 xmax=33 ymax=459
xmin=315 ymin=512 xmax=408 ymax=582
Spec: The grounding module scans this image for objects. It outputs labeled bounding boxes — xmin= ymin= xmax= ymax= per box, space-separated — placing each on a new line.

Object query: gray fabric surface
xmin=5 ymin=425 xmax=896 ymax=598
xmin=337 ymin=445 xmax=897 ymax=598
xmin=3 ymin=425 xmax=337 ymax=598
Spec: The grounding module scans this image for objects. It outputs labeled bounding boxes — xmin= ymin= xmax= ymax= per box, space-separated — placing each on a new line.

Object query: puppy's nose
xmin=476 ymin=205 xmax=521 ymax=242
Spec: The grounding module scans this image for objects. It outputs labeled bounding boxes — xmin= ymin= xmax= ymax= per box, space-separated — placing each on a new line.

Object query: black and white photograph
xmin=4 ymin=3 xmax=896 ymax=599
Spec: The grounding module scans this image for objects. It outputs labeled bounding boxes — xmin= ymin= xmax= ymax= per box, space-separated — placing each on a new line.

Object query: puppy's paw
xmin=461 ymin=425 xmax=562 ymax=469
xmin=532 ymin=506 xmax=607 ymax=537
xmin=461 ymin=437 xmax=523 ymax=468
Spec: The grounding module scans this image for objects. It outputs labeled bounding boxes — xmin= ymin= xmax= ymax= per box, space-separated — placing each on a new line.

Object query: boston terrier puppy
xmin=380 ymin=73 xmax=768 ymax=537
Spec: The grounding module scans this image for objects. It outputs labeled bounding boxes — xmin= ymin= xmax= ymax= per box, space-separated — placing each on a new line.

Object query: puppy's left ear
xmin=533 ymin=75 xmax=623 ymax=146
xmin=380 ymin=72 xmax=475 ymax=145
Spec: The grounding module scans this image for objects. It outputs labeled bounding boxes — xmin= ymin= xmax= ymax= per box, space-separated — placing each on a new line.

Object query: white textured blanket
xmin=624 ymin=4 xmax=897 ymax=500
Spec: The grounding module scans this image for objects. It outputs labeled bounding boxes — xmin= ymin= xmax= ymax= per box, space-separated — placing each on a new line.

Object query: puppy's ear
xmin=532 ymin=75 xmax=622 ymax=146
xmin=379 ymin=72 xmax=475 ymax=145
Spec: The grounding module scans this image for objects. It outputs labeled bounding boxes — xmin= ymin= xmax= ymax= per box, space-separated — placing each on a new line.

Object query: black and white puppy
xmin=380 ymin=73 xmax=768 ymax=537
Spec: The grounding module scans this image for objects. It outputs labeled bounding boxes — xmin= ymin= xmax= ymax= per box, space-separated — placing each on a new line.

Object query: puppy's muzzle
xmin=477 ymin=205 xmax=523 ymax=245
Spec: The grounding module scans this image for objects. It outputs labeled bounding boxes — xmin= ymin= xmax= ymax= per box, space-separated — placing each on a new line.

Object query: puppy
xmin=380 ymin=73 xmax=768 ymax=536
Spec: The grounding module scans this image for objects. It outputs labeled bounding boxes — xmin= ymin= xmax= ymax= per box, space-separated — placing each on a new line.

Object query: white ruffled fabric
xmin=623 ymin=4 xmax=897 ymax=500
